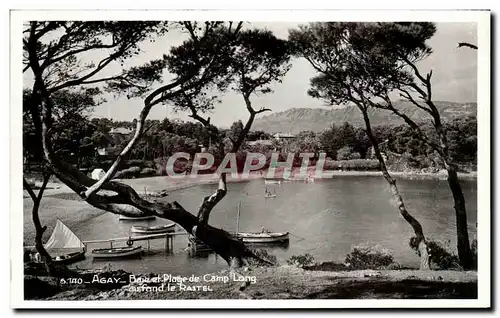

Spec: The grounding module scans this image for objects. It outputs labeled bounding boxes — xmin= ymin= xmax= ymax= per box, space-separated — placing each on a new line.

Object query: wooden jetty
xmin=82 ymin=231 xmax=189 ymax=253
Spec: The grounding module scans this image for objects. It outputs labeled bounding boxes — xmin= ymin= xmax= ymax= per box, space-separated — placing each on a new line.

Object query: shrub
xmin=349 ymin=152 xmax=361 ymax=160
xmin=336 ymin=146 xmax=353 ymax=161
xmin=248 ymin=249 xmax=278 ymax=266
xmin=410 ymin=237 xmax=463 ymax=270
xmin=286 ymin=253 xmax=315 ymax=268
xmin=425 ymin=239 xmax=462 ymax=270
xmin=345 ymin=243 xmax=395 ymax=269
xmin=140 ymin=168 xmax=156 ymax=177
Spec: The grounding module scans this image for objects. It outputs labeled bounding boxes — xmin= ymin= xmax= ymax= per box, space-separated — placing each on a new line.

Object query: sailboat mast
xmin=236 ymin=201 xmax=241 ymax=234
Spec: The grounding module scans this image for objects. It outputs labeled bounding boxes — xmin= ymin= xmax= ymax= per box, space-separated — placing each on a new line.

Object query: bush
xmin=336 ymin=146 xmax=362 ymax=161
xmin=286 ymin=253 xmax=315 ymax=268
xmin=336 ymin=146 xmax=353 ymax=161
xmin=248 ymin=249 xmax=278 ymax=266
xmin=349 ymin=152 xmax=361 ymax=160
xmin=140 ymin=168 xmax=156 ymax=177
xmin=425 ymin=239 xmax=462 ymax=270
xmin=345 ymin=243 xmax=395 ymax=269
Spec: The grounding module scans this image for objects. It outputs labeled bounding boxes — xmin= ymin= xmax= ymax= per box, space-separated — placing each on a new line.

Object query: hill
xmin=251 ymin=101 xmax=477 ymax=134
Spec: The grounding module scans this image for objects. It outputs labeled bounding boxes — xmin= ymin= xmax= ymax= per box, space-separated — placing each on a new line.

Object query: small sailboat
xmin=92 ymin=246 xmax=143 ymax=259
xmin=233 ymin=201 xmax=289 ymax=244
xmin=43 ymin=219 xmax=86 ymax=264
xmin=131 ymin=223 xmax=176 ymax=234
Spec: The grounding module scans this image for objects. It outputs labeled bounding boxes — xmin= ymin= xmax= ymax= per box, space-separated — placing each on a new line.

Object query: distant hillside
xmin=251 ymin=101 xmax=477 ymax=134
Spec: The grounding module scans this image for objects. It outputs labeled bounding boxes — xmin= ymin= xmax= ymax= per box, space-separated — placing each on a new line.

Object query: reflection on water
xmin=59 ymin=176 xmax=476 ymax=275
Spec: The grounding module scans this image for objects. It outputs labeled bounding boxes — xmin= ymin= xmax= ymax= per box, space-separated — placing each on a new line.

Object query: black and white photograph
xmin=11 ymin=9 xmax=490 ymax=309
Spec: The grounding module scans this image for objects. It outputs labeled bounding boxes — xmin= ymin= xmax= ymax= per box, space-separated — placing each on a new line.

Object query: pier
xmin=82 ymin=231 xmax=189 ymax=252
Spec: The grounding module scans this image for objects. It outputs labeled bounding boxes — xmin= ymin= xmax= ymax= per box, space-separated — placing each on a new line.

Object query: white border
xmin=10 ymin=9 xmax=491 ymax=309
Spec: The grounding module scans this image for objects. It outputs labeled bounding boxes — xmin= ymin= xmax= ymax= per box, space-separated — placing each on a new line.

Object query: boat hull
xmin=53 ymin=250 xmax=86 ymax=264
xmin=119 ymin=215 xmax=156 ymax=221
xmin=264 ymin=180 xmax=282 ymax=185
xmin=92 ymin=246 xmax=142 ymax=259
xmin=131 ymin=223 xmax=175 ymax=234
xmin=235 ymin=232 xmax=289 ymax=243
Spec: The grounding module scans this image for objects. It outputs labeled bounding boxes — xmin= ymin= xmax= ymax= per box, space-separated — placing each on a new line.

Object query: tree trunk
xmin=434 ymin=124 xmax=474 ymax=270
xmin=445 ymin=163 xmax=474 ymax=269
xmin=26 ymin=174 xmax=55 ymax=276
xmin=361 ymin=110 xmax=430 ymax=269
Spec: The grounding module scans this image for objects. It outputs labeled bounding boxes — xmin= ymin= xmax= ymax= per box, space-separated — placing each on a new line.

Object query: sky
xmin=25 ymin=22 xmax=478 ymax=128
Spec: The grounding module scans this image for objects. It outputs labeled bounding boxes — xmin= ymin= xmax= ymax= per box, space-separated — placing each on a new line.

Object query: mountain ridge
xmin=251 ymin=101 xmax=477 ymax=134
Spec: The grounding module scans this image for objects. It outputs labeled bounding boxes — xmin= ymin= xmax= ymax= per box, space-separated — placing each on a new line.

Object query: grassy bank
xmin=26 ymin=265 xmax=477 ymax=300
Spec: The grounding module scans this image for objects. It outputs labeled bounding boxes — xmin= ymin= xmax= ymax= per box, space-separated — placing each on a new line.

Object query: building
xmin=110 ymin=127 xmax=133 ymax=135
xmin=91 ymin=168 xmax=106 ymax=180
xmin=273 ymin=133 xmax=296 ymax=141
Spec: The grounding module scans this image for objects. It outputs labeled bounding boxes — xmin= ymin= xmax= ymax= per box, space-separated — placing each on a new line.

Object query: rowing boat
xmin=91 ymin=246 xmax=143 ymax=259
xmin=131 ymin=223 xmax=175 ymax=234
xmin=234 ymin=231 xmax=289 ymax=243
xmin=118 ymin=215 xmax=156 ymax=221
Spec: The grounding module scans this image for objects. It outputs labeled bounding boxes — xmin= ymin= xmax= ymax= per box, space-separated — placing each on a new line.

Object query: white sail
xmin=44 ymin=219 xmax=83 ymax=250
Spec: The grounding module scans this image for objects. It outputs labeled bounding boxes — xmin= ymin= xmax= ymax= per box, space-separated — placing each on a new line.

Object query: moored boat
xmin=264 ymin=178 xmax=282 ymax=185
xmin=264 ymin=193 xmax=277 ymax=198
xmin=53 ymin=250 xmax=86 ymax=264
xmin=118 ymin=215 xmax=156 ymax=221
xmin=131 ymin=223 xmax=175 ymax=234
xmin=91 ymin=246 xmax=143 ymax=259
xmin=234 ymin=231 xmax=289 ymax=243
xmin=41 ymin=219 xmax=86 ymax=265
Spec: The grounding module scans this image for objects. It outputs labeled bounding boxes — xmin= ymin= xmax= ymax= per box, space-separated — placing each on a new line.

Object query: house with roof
xmin=110 ymin=127 xmax=133 ymax=135
xmin=273 ymin=132 xmax=296 ymax=141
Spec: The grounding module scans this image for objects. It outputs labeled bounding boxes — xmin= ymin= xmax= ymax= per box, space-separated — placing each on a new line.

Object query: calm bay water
xmin=43 ymin=176 xmax=477 ymax=275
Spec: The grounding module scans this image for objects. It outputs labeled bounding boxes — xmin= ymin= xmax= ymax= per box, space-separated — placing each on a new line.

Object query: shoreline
xmin=30 ymin=169 xmax=477 ymax=198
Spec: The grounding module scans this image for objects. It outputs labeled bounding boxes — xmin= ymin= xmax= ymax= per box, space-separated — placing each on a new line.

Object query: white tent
xmin=91 ymin=168 xmax=105 ymax=180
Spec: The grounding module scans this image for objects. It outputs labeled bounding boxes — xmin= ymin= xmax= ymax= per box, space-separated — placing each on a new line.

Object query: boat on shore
xmin=234 ymin=231 xmax=289 ymax=243
xmin=131 ymin=223 xmax=175 ymax=234
xmin=91 ymin=246 xmax=143 ymax=259
xmin=53 ymin=250 xmax=86 ymax=264
xmin=28 ymin=219 xmax=87 ymax=265
xmin=118 ymin=215 xmax=156 ymax=221
xmin=264 ymin=178 xmax=282 ymax=185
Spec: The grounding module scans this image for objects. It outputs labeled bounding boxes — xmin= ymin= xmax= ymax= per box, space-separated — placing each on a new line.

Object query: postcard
xmin=11 ymin=9 xmax=491 ymax=309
